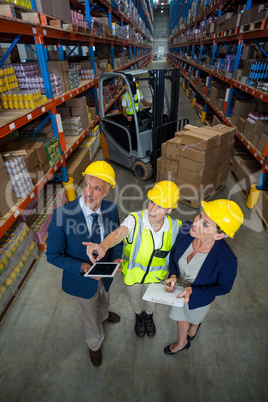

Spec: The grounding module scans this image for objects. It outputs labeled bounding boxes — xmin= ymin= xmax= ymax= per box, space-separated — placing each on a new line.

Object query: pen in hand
xmin=155 ymin=276 xmax=175 ymax=288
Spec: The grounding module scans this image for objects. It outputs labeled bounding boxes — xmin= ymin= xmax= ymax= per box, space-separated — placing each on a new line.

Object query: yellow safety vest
xmin=123 ymin=90 xmax=141 ymax=115
xmin=122 ymin=210 xmax=182 ymax=285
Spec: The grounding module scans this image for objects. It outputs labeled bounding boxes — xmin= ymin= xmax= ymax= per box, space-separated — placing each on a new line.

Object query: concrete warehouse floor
xmin=0 ymin=61 xmax=267 ymax=402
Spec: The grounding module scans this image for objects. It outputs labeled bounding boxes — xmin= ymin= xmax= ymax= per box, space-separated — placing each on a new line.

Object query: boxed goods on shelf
xmin=2 ymin=153 xmax=34 ymax=199
xmin=35 ymin=0 xmax=71 ymax=22
xmin=232 ymin=155 xmax=261 ymax=196
xmin=78 ymin=135 xmax=100 ymax=161
xmin=0 ymin=221 xmax=39 ymax=311
xmin=231 ymin=100 xmax=257 ymax=126
xmin=69 ymin=69 xmax=80 ymax=90
xmin=22 ymin=183 xmax=67 ymax=246
xmin=62 ymin=116 xmax=83 ymax=136
xmin=71 ymin=9 xmax=88 ymax=28
xmin=256 ymin=133 xmax=268 ymax=155
xmin=66 ymin=148 xmax=90 ymax=186
xmin=65 ymin=96 xmax=90 ymax=130
xmin=255 ymin=190 xmax=268 ymax=226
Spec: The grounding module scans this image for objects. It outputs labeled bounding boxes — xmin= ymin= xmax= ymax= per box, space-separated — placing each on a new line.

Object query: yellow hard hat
xmin=147 ymin=181 xmax=180 ymax=209
xmin=201 ymin=199 xmax=244 ymax=238
xmin=82 ymin=161 xmax=115 ymax=189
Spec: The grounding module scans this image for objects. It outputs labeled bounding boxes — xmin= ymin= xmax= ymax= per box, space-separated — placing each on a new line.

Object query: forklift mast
xmin=150 ymin=68 xmax=181 ymax=175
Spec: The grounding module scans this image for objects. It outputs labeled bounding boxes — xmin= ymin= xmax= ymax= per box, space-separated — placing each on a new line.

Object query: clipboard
xmin=143 ymin=283 xmax=184 ymax=307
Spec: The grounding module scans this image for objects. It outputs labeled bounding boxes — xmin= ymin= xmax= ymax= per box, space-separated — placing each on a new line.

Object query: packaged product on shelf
xmin=66 ymin=148 xmax=90 ymax=186
xmin=23 ymin=183 xmax=67 ymax=246
xmin=71 ymin=9 xmax=88 ymax=28
xmin=87 ymin=125 xmax=100 ymax=138
xmin=78 ymin=135 xmax=100 ymax=161
xmin=69 ymin=69 xmax=80 ymax=89
xmin=91 ymin=17 xmax=105 ymax=37
xmin=2 ymin=154 xmax=34 ymax=199
xmin=0 ymin=221 xmax=39 ymax=309
xmin=0 ymin=66 xmax=19 ymax=94
xmin=62 ymin=116 xmax=83 ymax=136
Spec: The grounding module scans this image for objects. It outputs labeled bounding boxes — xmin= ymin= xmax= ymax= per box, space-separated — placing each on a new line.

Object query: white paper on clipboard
xmin=143 ymin=283 xmax=184 ymax=307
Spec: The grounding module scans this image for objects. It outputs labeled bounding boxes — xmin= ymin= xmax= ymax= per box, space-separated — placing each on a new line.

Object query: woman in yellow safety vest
xmin=83 ymin=181 xmax=182 ymax=338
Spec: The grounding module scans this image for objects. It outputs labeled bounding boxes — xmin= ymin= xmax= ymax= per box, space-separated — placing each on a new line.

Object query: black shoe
xmin=89 ymin=348 xmax=102 ymax=367
xmin=164 ymin=341 xmax=191 ymax=355
xmin=135 ymin=312 xmax=145 ymax=337
xmin=187 ymin=323 xmax=201 ymax=341
xmin=144 ymin=312 xmax=156 ymax=337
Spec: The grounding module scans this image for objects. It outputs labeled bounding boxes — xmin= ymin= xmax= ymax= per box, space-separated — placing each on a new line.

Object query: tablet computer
xmin=84 ymin=262 xmax=120 ymax=278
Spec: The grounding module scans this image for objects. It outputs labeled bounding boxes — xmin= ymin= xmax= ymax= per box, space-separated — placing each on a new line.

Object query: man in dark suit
xmin=46 ymin=161 xmax=123 ymax=367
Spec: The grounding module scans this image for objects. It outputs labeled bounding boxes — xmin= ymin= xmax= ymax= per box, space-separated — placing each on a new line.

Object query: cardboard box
xmin=71 ymin=106 xmax=89 ymax=130
xmin=156 ymin=157 xmax=162 ymax=173
xmin=256 ymin=134 xmax=268 ymax=155
xmin=161 ymin=142 xmax=167 ymax=158
xmin=180 ymin=146 xmax=217 ymax=164
xmin=161 ymin=159 xmax=178 ymax=177
xmin=66 ymin=149 xmax=90 ymax=186
xmin=177 ymin=166 xmax=211 ymax=184
xmin=256 ymin=191 xmax=268 ymax=223
xmin=52 ymin=0 xmax=72 ymax=22
xmin=175 ymin=176 xmax=215 ymax=201
xmin=237 ymin=117 xmax=246 ymax=133
xmin=35 ymin=0 xmax=54 ymax=15
xmin=165 ymin=138 xmax=181 ymax=160
xmin=88 ymin=107 xmax=97 ymax=121
xmin=243 ymin=120 xmax=255 ymax=142
xmin=0 ymin=168 xmax=16 ymax=216
xmin=212 ymin=114 xmax=222 ymax=127
xmin=66 ymin=97 xmax=87 ymax=108
xmin=233 ymin=100 xmax=256 ymax=116
xmin=252 ymin=121 xmax=268 ymax=137
xmin=179 ymin=156 xmax=214 ymax=173
xmin=181 ymin=131 xmax=219 ymax=151
xmin=0 ymin=154 xmax=4 ymax=170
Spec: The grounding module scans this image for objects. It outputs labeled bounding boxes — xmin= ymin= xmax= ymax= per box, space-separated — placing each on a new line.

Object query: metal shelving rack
xmin=0 ymin=0 xmax=153 ymax=238
xmin=167 ymin=0 xmax=268 ymax=190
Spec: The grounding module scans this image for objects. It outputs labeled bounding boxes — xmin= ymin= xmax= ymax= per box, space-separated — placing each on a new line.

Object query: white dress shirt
xmin=79 ymin=196 xmax=105 ymax=241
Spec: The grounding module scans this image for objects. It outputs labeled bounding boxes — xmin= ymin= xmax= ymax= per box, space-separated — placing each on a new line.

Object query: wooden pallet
xmin=179 ymin=183 xmax=226 ymax=209
xmin=240 ymin=18 xmax=268 ymax=33
xmin=0 ymin=0 xmax=39 ymax=24
xmin=73 ymin=24 xmax=92 ymax=35
xmin=39 ymin=13 xmax=72 ymax=31
xmin=253 ymin=204 xmax=268 ymax=236
xmin=0 ymin=254 xmax=39 ymax=326
xmin=224 ymin=27 xmax=240 ymax=37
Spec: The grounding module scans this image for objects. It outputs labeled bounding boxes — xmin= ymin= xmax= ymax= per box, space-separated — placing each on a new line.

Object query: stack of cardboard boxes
xmin=58 ymin=96 xmax=90 ymax=132
xmin=231 ymin=155 xmax=261 ymax=197
xmin=256 ymin=190 xmax=268 ymax=229
xmin=231 ymin=100 xmax=268 ymax=156
xmin=2 ymin=142 xmax=51 ymax=186
xmin=47 ymin=61 xmax=71 ymax=93
xmin=66 ymin=148 xmax=90 ymax=187
xmin=157 ymin=124 xmax=235 ymax=207
xmin=35 ymin=0 xmax=72 ymax=22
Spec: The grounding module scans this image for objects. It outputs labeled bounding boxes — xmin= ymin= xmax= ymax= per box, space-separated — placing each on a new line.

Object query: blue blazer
xmin=169 ymin=222 xmax=237 ymax=310
xmin=46 ymin=197 xmax=123 ymax=299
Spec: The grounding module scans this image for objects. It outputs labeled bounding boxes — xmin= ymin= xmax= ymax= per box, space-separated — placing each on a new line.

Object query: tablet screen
xmin=84 ymin=262 xmax=120 ymax=277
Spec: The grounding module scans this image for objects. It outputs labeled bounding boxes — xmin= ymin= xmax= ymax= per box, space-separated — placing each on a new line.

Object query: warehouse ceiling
xmin=153 ymin=0 xmax=170 ymax=9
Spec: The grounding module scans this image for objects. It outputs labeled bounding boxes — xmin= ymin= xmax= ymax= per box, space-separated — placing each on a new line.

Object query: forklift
xmin=98 ymin=68 xmax=189 ymax=180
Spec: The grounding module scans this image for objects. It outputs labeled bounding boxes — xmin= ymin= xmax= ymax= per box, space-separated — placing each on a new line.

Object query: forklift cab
xmin=99 ymin=68 xmax=188 ymax=181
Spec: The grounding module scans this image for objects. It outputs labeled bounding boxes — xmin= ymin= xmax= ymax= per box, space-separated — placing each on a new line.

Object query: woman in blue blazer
xmin=163 ymin=199 xmax=244 ymax=355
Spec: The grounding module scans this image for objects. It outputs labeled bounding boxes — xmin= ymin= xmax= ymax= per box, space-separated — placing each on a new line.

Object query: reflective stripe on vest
xmin=122 ymin=211 xmax=182 ymax=285
xmin=123 ymin=90 xmax=140 ymax=115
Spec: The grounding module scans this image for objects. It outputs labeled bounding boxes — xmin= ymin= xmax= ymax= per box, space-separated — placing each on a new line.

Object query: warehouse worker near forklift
xmin=83 ymin=181 xmax=182 ymax=338
xmin=46 ymin=161 xmax=123 ymax=368
xmin=122 ymin=83 xmax=152 ymax=125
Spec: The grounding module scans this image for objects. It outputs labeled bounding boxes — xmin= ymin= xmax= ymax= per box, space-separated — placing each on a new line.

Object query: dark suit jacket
xmin=46 ymin=197 xmax=123 ymax=299
xmin=169 ymin=222 xmax=237 ymax=310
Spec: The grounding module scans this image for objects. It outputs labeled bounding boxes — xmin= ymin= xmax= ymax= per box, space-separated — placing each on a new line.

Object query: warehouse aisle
xmin=0 ymin=63 xmax=267 ymax=402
